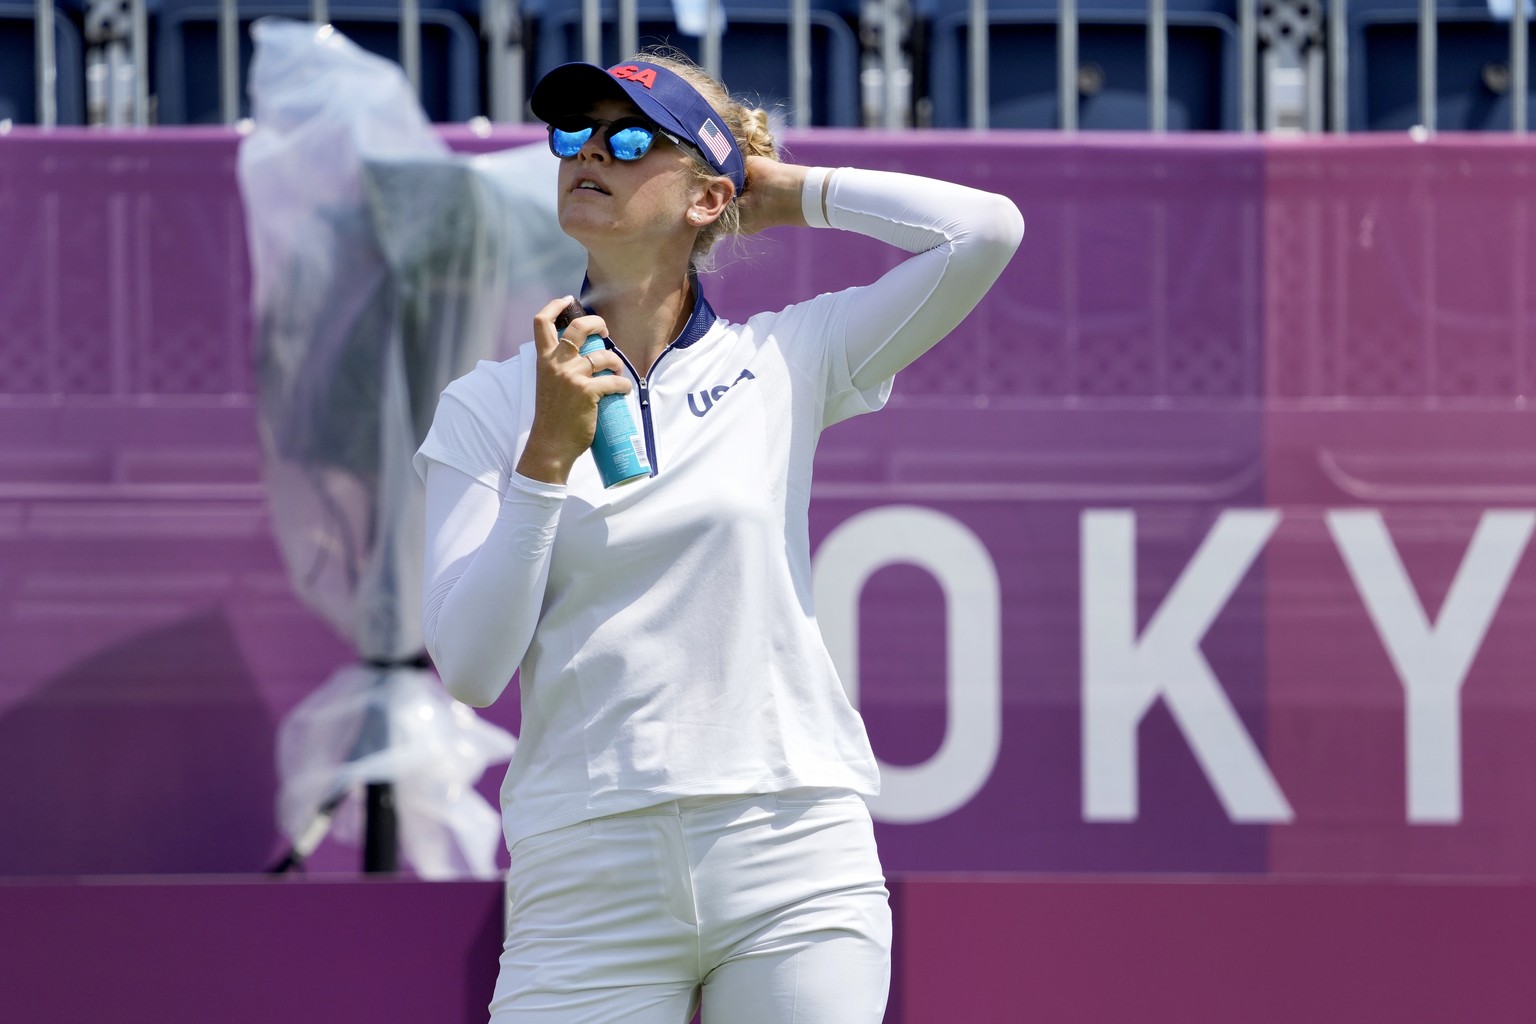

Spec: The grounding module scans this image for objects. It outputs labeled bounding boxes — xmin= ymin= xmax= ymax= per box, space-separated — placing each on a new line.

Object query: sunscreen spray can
xmin=556 ymin=300 xmax=651 ymax=488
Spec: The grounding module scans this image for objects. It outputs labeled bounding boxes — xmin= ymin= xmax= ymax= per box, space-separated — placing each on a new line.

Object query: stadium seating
xmin=13 ymin=0 xmax=1536 ymax=133
xmin=0 ymin=4 xmax=85 ymax=124
xmin=920 ymin=0 xmax=1241 ymax=130
xmin=522 ymin=0 xmax=863 ymax=126
xmin=1349 ymin=0 xmax=1536 ymax=130
xmin=153 ymin=0 xmax=480 ymax=123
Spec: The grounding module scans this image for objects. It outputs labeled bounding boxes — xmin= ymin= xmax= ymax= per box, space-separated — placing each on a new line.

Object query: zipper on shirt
xmin=610 ymin=344 xmax=674 ymax=477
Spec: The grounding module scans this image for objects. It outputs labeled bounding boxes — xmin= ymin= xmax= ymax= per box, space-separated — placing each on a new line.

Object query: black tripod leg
xmin=363 ymin=781 xmax=398 ymax=873
xmin=267 ymin=787 xmax=348 ymax=874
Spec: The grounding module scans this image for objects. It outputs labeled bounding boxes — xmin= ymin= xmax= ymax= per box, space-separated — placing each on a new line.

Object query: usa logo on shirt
xmin=698 ymin=119 xmax=732 ymax=164
xmin=688 ymin=368 xmax=756 ymax=417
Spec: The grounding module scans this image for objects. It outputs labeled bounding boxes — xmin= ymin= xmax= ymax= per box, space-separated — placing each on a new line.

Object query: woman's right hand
xmin=515 ymin=296 xmax=634 ymax=485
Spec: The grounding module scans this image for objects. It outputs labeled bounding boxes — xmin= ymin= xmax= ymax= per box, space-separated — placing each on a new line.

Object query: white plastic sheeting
xmin=236 ymin=19 xmax=585 ymax=876
xmin=276 ymin=664 xmax=517 ymax=879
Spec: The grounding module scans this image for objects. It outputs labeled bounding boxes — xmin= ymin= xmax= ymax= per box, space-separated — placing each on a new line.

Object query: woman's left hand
xmin=736 ymin=156 xmax=809 ymax=234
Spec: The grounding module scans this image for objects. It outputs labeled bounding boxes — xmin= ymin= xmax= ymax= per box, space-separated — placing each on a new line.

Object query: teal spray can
xmin=556 ymin=300 xmax=651 ymax=488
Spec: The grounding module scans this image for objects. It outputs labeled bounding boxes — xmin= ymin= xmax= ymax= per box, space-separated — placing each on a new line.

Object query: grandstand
xmin=5 ymin=3 xmax=1536 ymax=1024
xmin=3 ymin=0 xmax=1534 ymax=130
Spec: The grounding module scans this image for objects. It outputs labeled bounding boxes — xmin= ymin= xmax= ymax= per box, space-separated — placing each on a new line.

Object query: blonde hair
xmin=634 ymin=49 xmax=780 ymax=273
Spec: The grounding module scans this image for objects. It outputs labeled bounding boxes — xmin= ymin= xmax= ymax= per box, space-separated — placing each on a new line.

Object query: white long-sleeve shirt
xmin=414 ymin=166 xmax=1023 ymax=847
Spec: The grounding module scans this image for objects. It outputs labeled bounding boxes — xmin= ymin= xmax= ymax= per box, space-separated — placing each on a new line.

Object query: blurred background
xmin=4 ymin=1 xmax=1536 ymax=1022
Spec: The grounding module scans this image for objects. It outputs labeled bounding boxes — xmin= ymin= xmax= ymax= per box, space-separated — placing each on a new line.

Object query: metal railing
xmin=1006 ymin=0 xmax=1251 ymax=133
xmin=1508 ymin=0 xmax=1531 ymax=135
xmin=21 ymin=0 xmax=1536 ymax=132
xmin=34 ymin=0 xmax=55 ymax=126
xmin=1242 ymin=0 xmax=1259 ymax=132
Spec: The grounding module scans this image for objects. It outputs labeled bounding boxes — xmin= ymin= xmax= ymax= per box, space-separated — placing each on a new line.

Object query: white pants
xmin=489 ymin=789 xmax=892 ymax=1023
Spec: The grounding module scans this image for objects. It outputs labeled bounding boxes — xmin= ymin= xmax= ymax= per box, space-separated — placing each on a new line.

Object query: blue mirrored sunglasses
xmin=547 ymin=115 xmax=689 ymax=162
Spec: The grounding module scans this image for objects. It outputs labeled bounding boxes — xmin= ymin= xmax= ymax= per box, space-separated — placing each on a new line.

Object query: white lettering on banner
xmin=1081 ymin=510 xmax=1294 ymax=823
xmin=1326 ymin=510 xmax=1536 ymax=824
xmin=813 ymin=506 xmax=1002 ymax=824
xmin=818 ymin=503 xmax=1533 ymax=827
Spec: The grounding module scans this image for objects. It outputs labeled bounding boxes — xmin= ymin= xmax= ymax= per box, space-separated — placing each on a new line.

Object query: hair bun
xmin=738 ymin=107 xmax=777 ymax=160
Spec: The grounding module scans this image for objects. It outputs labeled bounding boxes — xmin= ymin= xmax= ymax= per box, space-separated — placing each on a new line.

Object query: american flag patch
xmin=698 ymin=119 xmax=732 ymax=165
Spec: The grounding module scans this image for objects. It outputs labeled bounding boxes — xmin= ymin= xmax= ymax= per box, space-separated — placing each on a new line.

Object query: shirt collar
xmin=579 ymin=274 xmax=718 ymax=351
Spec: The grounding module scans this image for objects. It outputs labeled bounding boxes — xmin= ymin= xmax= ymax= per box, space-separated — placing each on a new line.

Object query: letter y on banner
xmin=1081 ymin=509 xmax=1293 ymax=823
xmin=1327 ymin=509 xmax=1534 ymax=824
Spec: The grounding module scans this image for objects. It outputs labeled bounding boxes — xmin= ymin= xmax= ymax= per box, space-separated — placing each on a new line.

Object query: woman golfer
xmin=416 ymin=51 xmax=1023 ymax=1023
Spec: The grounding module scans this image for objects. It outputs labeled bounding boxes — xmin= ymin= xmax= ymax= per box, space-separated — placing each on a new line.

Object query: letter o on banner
xmin=812 ymin=506 xmax=1002 ymax=824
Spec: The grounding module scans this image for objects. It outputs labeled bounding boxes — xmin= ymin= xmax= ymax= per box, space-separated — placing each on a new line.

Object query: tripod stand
xmin=268 ymin=654 xmax=430 ymax=875
xmin=266 ymin=655 xmax=514 ymax=879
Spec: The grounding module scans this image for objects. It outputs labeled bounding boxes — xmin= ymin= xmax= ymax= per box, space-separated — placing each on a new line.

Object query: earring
xmin=689 ymin=213 xmax=702 ymax=224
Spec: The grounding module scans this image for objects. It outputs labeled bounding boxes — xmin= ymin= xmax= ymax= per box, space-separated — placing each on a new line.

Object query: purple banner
xmin=1 ymin=129 xmax=1533 ymax=879
xmin=6 ymin=874 xmax=1533 ymax=1024
xmin=897 ymin=876 xmax=1536 ymax=1023
xmin=0 ymin=878 xmax=504 ymax=1021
